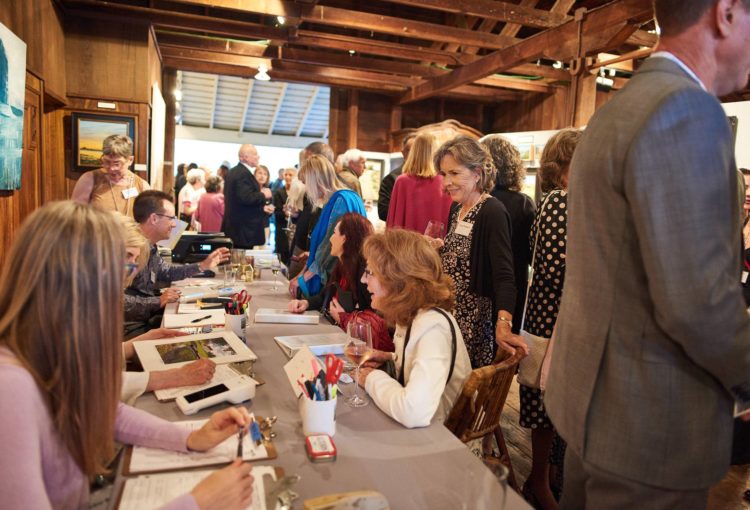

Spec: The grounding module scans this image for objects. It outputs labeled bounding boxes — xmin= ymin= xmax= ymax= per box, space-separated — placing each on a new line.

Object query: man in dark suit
xmin=222 ymin=144 xmax=273 ymax=248
xmin=542 ymin=1 xmax=750 ymax=508
xmin=378 ymin=133 xmax=415 ymax=221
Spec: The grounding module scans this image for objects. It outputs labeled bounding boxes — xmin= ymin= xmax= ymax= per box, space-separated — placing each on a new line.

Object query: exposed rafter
xmin=208 ymin=75 xmax=220 ymax=129
xmin=267 ymin=83 xmax=289 ymax=135
xmin=296 ymin=86 xmax=319 ymax=137
xmin=238 ymin=79 xmax=254 ymax=132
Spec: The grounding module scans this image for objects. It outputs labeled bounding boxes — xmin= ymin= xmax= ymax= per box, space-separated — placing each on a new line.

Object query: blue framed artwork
xmin=71 ymin=112 xmax=136 ymax=169
xmin=0 ymin=22 xmax=27 ymax=190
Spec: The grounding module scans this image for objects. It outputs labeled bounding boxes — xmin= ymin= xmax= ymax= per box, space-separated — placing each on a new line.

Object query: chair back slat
xmin=445 ymin=347 xmax=524 ymax=443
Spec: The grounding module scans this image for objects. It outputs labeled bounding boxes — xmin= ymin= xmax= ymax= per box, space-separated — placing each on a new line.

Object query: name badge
xmin=454 ymin=220 xmax=473 ymax=237
xmin=150 ymin=271 xmax=156 ymax=284
xmin=742 ymin=271 xmax=748 ymax=284
xmin=122 ymin=187 xmax=139 ymax=199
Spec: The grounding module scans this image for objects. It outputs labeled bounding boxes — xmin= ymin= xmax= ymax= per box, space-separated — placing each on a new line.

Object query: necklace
xmin=107 ymin=172 xmax=134 ymax=214
xmin=458 ymin=193 xmax=484 ymax=221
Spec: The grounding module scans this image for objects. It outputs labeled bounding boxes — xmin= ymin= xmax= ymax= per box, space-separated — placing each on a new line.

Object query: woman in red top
xmin=386 ymin=132 xmax=452 ymax=236
xmin=194 ymin=176 xmax=225 ymax=232
xmin=288 ymin=212 xmax=393 ymax=352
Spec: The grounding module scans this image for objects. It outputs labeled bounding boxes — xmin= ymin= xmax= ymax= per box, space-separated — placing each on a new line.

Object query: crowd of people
xmin=3 ymin=2 xmax=750 ymax=509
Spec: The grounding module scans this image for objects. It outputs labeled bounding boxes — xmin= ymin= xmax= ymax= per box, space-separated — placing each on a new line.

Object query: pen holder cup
xmin=225 ymin=311 xmax=247 ymax=341
xmin=299 ymin=396 xmax=337 ymax=436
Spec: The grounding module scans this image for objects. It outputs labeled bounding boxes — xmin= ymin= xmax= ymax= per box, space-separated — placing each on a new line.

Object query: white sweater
xmin=365 ymin=308 xmax=471 ymax=428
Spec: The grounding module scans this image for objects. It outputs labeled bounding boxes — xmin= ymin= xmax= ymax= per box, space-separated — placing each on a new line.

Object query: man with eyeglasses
xmin=71 ymin=134 xmax=150 ymax=216
xmin=124 ymin=190 xmax=229 ymax=337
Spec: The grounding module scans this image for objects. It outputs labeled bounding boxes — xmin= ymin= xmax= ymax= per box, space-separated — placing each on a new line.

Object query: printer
xmin=170 ymin=232 xmax=233 ymax=263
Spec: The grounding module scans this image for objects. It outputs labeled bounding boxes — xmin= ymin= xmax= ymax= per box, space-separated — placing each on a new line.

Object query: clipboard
xmin=114 ymin=466 xmax=285 ymax=510
xmin=122 ymin=416 xmax=278 ymax=476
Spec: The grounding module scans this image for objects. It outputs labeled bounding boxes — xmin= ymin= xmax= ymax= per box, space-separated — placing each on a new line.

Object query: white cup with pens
xmin=225 ymin=290 xmax=250 ymax=341
xmin=298 ymin=354 xmax=343 ymax=436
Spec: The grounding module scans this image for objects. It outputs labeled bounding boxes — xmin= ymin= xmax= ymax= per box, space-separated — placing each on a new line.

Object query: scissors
xmin=325 ymin=354 xmax=344 ymax=385
xmin=231 ymin=290 xmax=250 ymax=306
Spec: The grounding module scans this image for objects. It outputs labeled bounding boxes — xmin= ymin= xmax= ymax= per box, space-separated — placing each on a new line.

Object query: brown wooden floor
xmin=499 ymin=379 xmax=750 ymax=509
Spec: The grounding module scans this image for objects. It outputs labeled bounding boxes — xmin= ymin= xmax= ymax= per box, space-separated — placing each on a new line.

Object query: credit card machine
xmin=176 ymin=375 xmax=257 ymax=415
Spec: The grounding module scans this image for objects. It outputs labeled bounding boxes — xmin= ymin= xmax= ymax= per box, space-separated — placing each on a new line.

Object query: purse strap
xmin=520 ymin=191 xmax=556 ymax=332
xmin=398 ymin=308 xmax=457 ymax=386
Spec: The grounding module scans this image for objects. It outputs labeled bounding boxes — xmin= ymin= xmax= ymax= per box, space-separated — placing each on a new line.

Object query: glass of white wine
xmin=344 ymin=320 xmax=373 ymax=408
xmin=271 ymin=257 xmax=281 ymax=291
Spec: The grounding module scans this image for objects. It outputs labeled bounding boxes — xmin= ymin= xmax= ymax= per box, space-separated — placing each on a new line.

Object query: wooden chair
xmin=445 ymin=347 xmax=524 ymax=491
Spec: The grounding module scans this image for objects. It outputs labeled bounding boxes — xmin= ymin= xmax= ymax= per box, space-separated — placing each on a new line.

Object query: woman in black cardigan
xmin=433 ymin=136 xmax=527 ymax=368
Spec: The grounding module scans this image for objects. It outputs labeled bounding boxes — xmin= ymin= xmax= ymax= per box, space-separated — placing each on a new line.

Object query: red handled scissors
xmin=325 ymin=354 xmax=344 ymax=385
xmin=231 ymin=290 xmax=250 ymax=305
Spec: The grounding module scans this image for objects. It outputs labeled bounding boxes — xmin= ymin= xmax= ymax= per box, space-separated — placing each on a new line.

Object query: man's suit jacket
xmin=222 ymin=163 xmax=266 ymax=248
xmin=545 ymin=57 xmax=750 ymax=489
xmin=378 ymin=165 xmax=402 ymax=221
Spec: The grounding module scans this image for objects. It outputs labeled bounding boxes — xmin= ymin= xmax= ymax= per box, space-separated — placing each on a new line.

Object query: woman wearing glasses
xmin=71 ymin=134 xmax=150 ymax=217
xmin=0 ymin=201 xmax=254 ymax=509
xmin=355 ymin=229 xmax=471 ymax=428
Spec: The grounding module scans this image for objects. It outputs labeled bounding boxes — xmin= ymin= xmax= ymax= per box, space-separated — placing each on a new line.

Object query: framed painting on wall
xmin=360 ymin=158 xmax=385 ymax=201
xmin=71 ymin=112 xmax=136 ymax=170
xmin=0 ymin=22 xmax=28 ymax=190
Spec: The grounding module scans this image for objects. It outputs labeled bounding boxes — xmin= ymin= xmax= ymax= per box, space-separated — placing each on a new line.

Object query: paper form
xmin=119 ymin=466 xmax=276 ymax=510
xmin=129 ymin=418 xmax=268 ymax=473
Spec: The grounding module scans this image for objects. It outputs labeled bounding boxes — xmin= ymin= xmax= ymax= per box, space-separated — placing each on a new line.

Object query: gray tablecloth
xmin=115 ymin=276 xmax=530 ymax=509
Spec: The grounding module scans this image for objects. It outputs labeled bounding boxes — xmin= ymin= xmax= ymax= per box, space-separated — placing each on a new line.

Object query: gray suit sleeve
xmin=625 ymin=88 xmax=750 ymax=403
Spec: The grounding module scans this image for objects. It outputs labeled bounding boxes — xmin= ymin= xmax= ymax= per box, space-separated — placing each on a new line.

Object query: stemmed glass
xmin=424 ymin=220 xmax=445 ymax=239
xmin=270 ymin=257 xmax=281 ymax=291
xmin=344 ymin=320 xmax=373 ymax=408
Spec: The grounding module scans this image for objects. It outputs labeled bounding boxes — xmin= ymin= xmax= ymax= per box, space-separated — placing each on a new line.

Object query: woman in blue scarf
xmin=289 ymin=154 xmax=366 ymax=298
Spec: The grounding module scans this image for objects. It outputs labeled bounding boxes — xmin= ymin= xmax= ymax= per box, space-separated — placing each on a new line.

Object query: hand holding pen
xmin=186 ymin=407 xmax=251 ymax=452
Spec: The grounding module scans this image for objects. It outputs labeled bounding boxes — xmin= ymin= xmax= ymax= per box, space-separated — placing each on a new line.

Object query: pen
xmin=191 ymin=314 xmax=212 ymax=323
xmin=249 ymin=418 xmax=262 ymax=446
xmin=237 ymin=425 xmax=245 ymax=458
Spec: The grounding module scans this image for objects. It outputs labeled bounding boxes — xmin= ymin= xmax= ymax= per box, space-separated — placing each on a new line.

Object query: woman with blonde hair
xmin=434 ymin=135 xmax=527 ymax=369
xmin=386 ymin=132 xmax=453 ymax=234
xmin=289 ymin=155 xmax=365 ymax=298
xmin=0 ymin=201 xmax=253 ymax=509
xmin=356 ymin=229 xmax=471 ymax=428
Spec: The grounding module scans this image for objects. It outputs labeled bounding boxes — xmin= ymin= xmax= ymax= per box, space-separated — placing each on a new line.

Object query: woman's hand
xmin=425 ymin=235 xmax=444 ymax=250
xmin=288 ymin=277 xmax=300 ymax=298
xmin=328 ymin=298 xmax=345 ymax=324
xmin=357 ymin=366 xmax=375 ymax=387
xmin=495 ymin=322 xmax=529 ymax=357
xmin=191 ymin=459 xmax=254 ymax=510
xmin=187 ymin=407 xmax=250 ymax=452
xmin=362 ymin=349 xmax=394 ymax=369
xmin=147 ymin=359 xmax=216 ymax=392
xmin=288 ymin=299 xmax=309 ymax=313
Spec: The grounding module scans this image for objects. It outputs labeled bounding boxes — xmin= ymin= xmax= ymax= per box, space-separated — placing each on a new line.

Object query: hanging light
xmin=277 ymin=16 xmax=286 ymax=25
xmin=254 ymin=63 xmax=271 ymax=81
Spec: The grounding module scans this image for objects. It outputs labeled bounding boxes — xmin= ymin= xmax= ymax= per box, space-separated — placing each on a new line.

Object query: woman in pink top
xmin=0 ymin=202 xmax=254 ymax=510
xmin=386 ymin=132 xmax=452 ymax=235
xmin=194 ymin=175 xmax=225 ymax=232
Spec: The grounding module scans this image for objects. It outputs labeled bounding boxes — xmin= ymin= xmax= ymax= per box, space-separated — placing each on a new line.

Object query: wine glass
xmin=344 ymin=320 xmax=373 ymax=408
xmin=424 ymin=220 xmax=445 ymax=239
xmin=270 ymin=257 xmax=281 ymax=291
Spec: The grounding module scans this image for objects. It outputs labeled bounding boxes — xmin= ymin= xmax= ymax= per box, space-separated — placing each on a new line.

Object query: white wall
xmin=722 ymin=100 xmax=750 ymax=169
xmin=174 ymin=138 xmax=303 ymax=175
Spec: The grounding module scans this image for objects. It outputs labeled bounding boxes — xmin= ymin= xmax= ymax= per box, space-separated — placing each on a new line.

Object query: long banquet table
xmin=113 ymin=274 xmax=531 ymax=510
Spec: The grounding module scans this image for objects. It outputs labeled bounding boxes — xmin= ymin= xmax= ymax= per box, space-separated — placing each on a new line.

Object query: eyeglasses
xmin=124 ymin=263 xmax=139 ymax=279
xmin=155 ymin=213 xmax=177 ymax=221
xmin=101 ymin=157 xmax=129 ymax=170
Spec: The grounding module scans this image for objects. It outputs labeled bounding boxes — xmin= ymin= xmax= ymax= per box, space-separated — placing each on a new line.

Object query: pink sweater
xmin=194 ymin=192 xmax=225 ymax=233
xmin=0 ymin=349 xmax=197 ymax=510
xmin=386 ymin=174 xmax=453 ymax=234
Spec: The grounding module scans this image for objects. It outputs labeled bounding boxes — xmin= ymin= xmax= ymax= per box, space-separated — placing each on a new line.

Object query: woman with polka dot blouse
xmin=519 ymin=128 xmax=582 ymax=510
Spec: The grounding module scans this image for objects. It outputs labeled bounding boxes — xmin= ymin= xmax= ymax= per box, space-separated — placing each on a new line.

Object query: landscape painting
xmin=72 ymin=112 xmax=135 ymax=169
xmin=0 ymin=23 xmax=27 ymax=190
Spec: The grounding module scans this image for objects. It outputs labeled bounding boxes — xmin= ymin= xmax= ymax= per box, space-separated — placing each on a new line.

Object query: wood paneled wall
xmin=490 ymin=86 xmax=570 ymax=133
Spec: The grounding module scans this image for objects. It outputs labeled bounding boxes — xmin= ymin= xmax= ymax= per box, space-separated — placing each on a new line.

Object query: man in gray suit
xmin=543 ymin=1 xmax=750 ymax=508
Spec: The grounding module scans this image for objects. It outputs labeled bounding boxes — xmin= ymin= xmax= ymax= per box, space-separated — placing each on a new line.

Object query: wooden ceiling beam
xmin=270 ymin=61 xmax=418 ymax=87
xmin=474 ymin=75 xmax=556 ymax=93
xmin=377 ymin=0 xmax=569 ymax=29
xmin=399 ymin=0 xmax=653 ymax=104
xmin=61 ymin=0 xmax=288 ymax=41
xmin=160 ymin=45 xmax=271 ymax=68
xmin=293 ymin=30 xmax=477 ymax=66
xmin=155 ymin=0 xmax=518 ymax=49
xmin=507 ymin=62 xmax=570 ymax=81
xmin=155 ymin=31 xmax=269 ymax=57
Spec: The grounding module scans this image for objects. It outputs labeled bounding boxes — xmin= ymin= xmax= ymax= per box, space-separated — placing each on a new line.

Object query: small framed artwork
xmin=71 ymin=112 xmax=136 ymax=169
xmin=517 ymin=143 xmax=533 ymax=162
xmin=361 ymin=158 xmax=385 ymax=201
